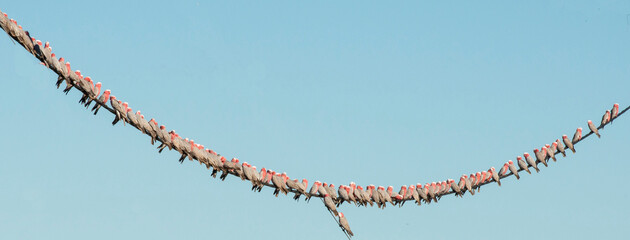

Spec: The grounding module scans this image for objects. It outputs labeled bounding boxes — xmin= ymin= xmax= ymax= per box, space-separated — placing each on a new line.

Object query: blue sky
xmin=1 ymin=1 xmax=629 ymax=239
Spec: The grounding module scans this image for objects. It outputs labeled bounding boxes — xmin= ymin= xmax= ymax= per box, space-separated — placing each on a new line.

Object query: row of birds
xmin=1 ymin=11 xmax=621 ymax=237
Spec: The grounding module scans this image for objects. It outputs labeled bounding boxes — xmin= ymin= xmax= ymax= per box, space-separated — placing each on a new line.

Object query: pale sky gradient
xmin=1 ymin=1 xmax=629 ymax=239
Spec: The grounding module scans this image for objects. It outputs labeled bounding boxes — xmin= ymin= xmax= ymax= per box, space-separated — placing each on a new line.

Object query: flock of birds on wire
xmin=1 ymin=10 xmax=624 ymax=238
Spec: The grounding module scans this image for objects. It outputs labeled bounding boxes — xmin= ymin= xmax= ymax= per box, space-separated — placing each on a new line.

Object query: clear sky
xmin=1 ymin=1 xmax=629 ymax=239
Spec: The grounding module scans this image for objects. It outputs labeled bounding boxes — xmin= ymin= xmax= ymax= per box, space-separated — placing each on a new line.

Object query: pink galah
xmin=353 ymin=186 xmax=366 ymax=206
xmin=610 ymin=103 xmax=620 ymax=124
xmin=383 ymin=186 xmax=394 ymax=206
xmin=272 ymin=172 xmax=288 ymax=197
xmin=347 ymin=183 xmax=357 ymax=204
xmin=490 ymin=167 xmax=501 ymax=186
xmin=499 ymin=163 xmax=509 ymax=176
xmin=546 ymin=144 xmax=557 ymax=162
xmin=337 ymin=185 xmax=350 ymax=206
xmin=292 ymin=179 xmax=308 ymax=201
xmin=409 ymin=185 xmax=421 ymax=205
xmin=138 ymin=115 xmax=157 ymax=145
xmin=338 ymin=212 xmax=353 ymax=237
xmin=326 ymin=184 xmax=338 ymax=201
xmin=443 ymin=181 xmax=450 ymax=194
xmin=480 ymin=171 xmax=488 ymax=184
xmin=464 ymin=176 xmax=474 ymax=196
xmin=362 ymin=186 xmax=374 ymax=206
xmin=415 ymin=184 xmax=429 ymax=203
xmin=124 ymin=107 xmax=139 ymax=130
xmin=572 ymin=127 xmax=582 ymax=144
xmin=61 ymin=62 xmax=74 ymax=94
xmin=84 ymin=82 xmax=101 ymax=108
xmin=601 ymin=110 xmax=611 ymax=127
xmin=318 ymin=183 xmax=329 ymax=197
xmin=587 ymin=120 xmax=600 ymax=138
xmin=54 ymin=57 xmax=68 ymax=88
xmin=475 ymin=172 xmax=482 ymax=186
xmin=523 ymin=152 xmax=540 ymax=173
xmin=553 ymin=140 xmax=565 ymax=157
xmin=562 ymin=135 xmax=576 ymax=153
xmin=450 ymin=179 xmax=463 ymax=196
xmin=395 ymin=186 xmax=407 ymax=206
xmin=109 ymin=96 xmax=127 ymax=126
xmin=457 ymin=176 xmax=466 ymax=192
xmin=371 ymin=186 xmax=383 ymax=208
xmin=509 ymin=160 xmax=522 ymax=179
xmin=323 ymin=194 xmax=338 ymax=216
xmin=306 ymin=181 xmax=321 ymax=202
xmin=427 ymin=182 xmax=438 ymax=201
xmin=534 ymin=148 xmax=548 ymax=167
xmin=91 ymin=89 xmax=110 ymax=115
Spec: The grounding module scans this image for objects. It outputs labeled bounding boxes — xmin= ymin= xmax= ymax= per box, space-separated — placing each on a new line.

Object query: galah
xmin=61 ymin=62 xmax=76 ymax=94
xmin=371 ymin=186 xmax=383 ymax=208
xmin=382 ymin=186 xmax=394 ymax=206
xmin=353 ymin=185 xmax=365 ymax=206
xmin=338 ymin=212 xmax=353 ymax=237
xmin=55 ymin=57 xmax=69 ymax=89
xmin=139 ymin=115 xmax=157 ymax=144
xmin=91 ymin=89 xmax=110 ymax=115
xmin=490 ymin=167 xmax=501 ymax=186
xmin=318 ymin=183 xmax=329 ymax=197
xmin=248 ymin=166 xmax=261 ymax=190
xmin=610 ymin=103 xmax=619 ymax=124
xmin=325 ymin=184 xmax=338 ymax=202
xmin=475 ymin=172 xmax=482 ymax=187
xmin=426 ymin=182 xmax=437 ymax=201
xmin=147 ymin=119 xmax=161 ymax=145
xmin=480 ymin=171 xmax=487 ymax=184
xmin=465 ymin=176 xmax=474 ymax=196
xmin=241 ymin=162 xmax=253 ymax=180
xmin=306 ymin=181 xmax=321 ymax=202
xmin=587 ymin=120 xmax=600 ymax=138
xmin=251 ymin=167 xmax=267 ymax=191
xmin=33 ymin=40 xmax=46 ymax=65
xmin=601 ymin=110 xmax=611 ymax=127
xmin=347 ymin=182 xmax=357 ymax=205
xmin=84 ymin=82 xmax=101 ymax=108
xmin=125 ymin=107 xmax=139 ymax=129
xmin=285 ymin=177 xmax=300 ymax=193
xmin=156 ymin=125 xmax=173 ymax=152
xmin=572 ymin=127 xmax=582 ymax=144
xmin=524 ymin=152 xmax=540 ymax=173
xmin=78 ymin=76 xmax=96 ymax=105
xmin=395 ymin=185 xmax=407 ymax=206
xmin=443 ymin=180 xmax=452 ymax=194
xmin=553 ymin=141 xmax=565 ymax=158
xmin=545 ymin=144 xmax=557 ymax=162
xmin=416 ymin=184 xmax=430 ymax=202
xmin=499 ymin=163 xmax=509 ymax=176
xmin=510 ymin=159 xmax=523 ymax=178
xmin=534 ymin=148 xmax=548 ymax=167
xmin=292 ymin=179 xmax=308 ymax=201
xmin=450 ymin=179 xmax=463 ymax=196
xmin=271 ymin=172 xmax=289 ymax=196
xmin=457 ymin=176 xmax=466 ymax=192
xmin=359 ymin=186 xmax=373 ymax=206
xmin=398 ymin=185 xmax=407 ymax=199
xmin=134 ymin=111 xmax=148 ymax=133
xmin=562 ymin=135 xmax=576 ymax=153
xmin=337 ymin=185 xmax=350 ymax=206
xmin=323 ymin=194 xmax=338 ymax=216
xmin=403 ymin=185 xmax=413 ymax=201
xmin=110 ymin=96 xmax=127 ymax=126
xmin=409 ymin=185 xmax=421 ymax=204
xmin=218 ymin=157 xmax=234 ymax=179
